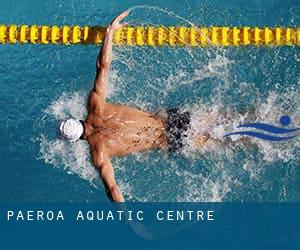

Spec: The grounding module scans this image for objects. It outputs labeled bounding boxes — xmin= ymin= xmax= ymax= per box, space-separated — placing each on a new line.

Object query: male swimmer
xmin=58 ymin=11 xmax=210 ymax=202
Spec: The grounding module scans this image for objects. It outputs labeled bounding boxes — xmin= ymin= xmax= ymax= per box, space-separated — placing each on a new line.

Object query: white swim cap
xmin=58 ymin=118 xmax=84 ymax=142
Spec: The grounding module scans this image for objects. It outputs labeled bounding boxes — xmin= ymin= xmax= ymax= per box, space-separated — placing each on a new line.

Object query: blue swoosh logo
xmin=237 ymin=123 xmax=300 ymax=134
xmin=224 ymin=131 xmax=297 ymax=141
xmin=224 ymin=116 xmax=299 ymax=142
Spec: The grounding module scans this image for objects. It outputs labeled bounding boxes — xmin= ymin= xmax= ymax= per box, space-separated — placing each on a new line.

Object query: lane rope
xmin=0 ymin=25 xmax=299 ymax=46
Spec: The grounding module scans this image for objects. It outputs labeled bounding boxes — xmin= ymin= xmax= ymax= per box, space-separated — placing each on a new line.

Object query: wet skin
xmin=80 ymin=11 xmax=209 ymax=202
xmin=84 ymin=94 xmax=168 ymax=157
xmin=79 ymin=11 xmax=162 ymax=203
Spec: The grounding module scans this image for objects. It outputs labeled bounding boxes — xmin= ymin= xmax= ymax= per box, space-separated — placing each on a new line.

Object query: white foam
xmin=181 ymin=89 xmax=300 ymax=163
xmin=38 ymin=73 xmax=300 ymax=203
xmin=176 ymin=164 xmax=233 ymax=202
xmin=39 ymin=92 xmax=98 ymax=184
xmin=37 ymin=7 xmax=299 ymax=202
xmin=253 ymin=90 xmax=300 ymax=162
xmin=39 ymin=134 xmax=97 ymax=183
xmin=45 ymin=92 xmax=87 ymax=120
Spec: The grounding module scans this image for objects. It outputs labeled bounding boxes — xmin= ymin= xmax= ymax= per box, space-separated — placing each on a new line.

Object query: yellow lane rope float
xmin=0 ymin=24 xmax=299 ymax=46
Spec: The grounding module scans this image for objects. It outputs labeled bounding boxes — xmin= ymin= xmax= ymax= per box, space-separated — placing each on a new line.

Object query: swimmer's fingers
xmin=110 ymin=10 xmax=130 ymax=30
xmin=114 ymin=10 xmax=130 ymax=23
xmin=119 ymin=22 xmax=129 ymax=29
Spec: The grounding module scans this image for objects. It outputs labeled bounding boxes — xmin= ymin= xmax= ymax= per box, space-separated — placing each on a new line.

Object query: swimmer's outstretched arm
xmin=92 ymin=143 xmax=125 ymax=202
xmin=93 ymin=11 xmax=129 ymax=101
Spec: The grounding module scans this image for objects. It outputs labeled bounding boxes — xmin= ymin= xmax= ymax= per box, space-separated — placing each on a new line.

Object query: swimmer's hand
xmin=107 ymin=10 xmax=129 ymax=33
xmin=94 ymin=11 xmax=129 ymax=101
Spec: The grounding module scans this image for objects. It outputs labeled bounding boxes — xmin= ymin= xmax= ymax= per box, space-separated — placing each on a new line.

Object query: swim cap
xmin=58 ymin=118 xmax=84 ymax=142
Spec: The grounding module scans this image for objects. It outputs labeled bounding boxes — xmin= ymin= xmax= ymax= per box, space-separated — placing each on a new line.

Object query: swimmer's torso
xmin=85 ymin=92 xmax=167 ymax=156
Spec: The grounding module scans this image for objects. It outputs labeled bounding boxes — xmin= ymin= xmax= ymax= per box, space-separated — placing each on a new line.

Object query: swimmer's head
xmin=57 ymin=118 xmax=84 ymax=142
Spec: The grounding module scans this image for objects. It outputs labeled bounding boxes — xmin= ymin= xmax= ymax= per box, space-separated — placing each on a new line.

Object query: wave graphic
xmin=237 ymin=123 xmax=300 ymax=134
xmin=224 ymin=131 xmax=297 ymax=141
xmin=224 ymin=116 xmax=300 ymax=142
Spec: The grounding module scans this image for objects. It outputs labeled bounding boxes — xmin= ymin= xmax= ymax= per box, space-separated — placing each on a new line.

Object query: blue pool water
xmin=0 ymin=0 xmax=299 ymax=202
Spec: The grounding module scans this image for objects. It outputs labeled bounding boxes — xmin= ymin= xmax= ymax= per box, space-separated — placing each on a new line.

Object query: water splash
xmin=39 ymin=134 xmax=97 ymax=184
xmin=37 ymin=6 xmax=300 ymax=202
xmin=39 ymin=88 xmax=300 ymax=202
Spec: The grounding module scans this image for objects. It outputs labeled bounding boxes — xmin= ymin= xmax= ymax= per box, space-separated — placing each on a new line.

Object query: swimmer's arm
xmin=93 ymin=30 xmax=112 ymax=99
xmin=94 ymin=11 xmax=129 ymax=99
xmin=92 ymin=144 xmax=125 ymax=202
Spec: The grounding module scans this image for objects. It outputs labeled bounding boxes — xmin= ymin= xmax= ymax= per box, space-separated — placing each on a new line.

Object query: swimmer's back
xmin=86 ymin=102 xmax=168 ymax=156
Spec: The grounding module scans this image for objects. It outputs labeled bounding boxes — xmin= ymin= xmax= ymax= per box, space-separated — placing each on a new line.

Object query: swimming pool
xmin=0 ymin=0 xmax=299 ymax=202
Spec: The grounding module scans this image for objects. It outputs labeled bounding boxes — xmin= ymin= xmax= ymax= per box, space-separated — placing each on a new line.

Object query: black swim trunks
xmin=166 ymin=108 xmax=191 ymax=153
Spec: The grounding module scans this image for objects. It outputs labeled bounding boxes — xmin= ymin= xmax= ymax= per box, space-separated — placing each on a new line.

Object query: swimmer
xmin=58 ymin=11 xmax=211 ymax=202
